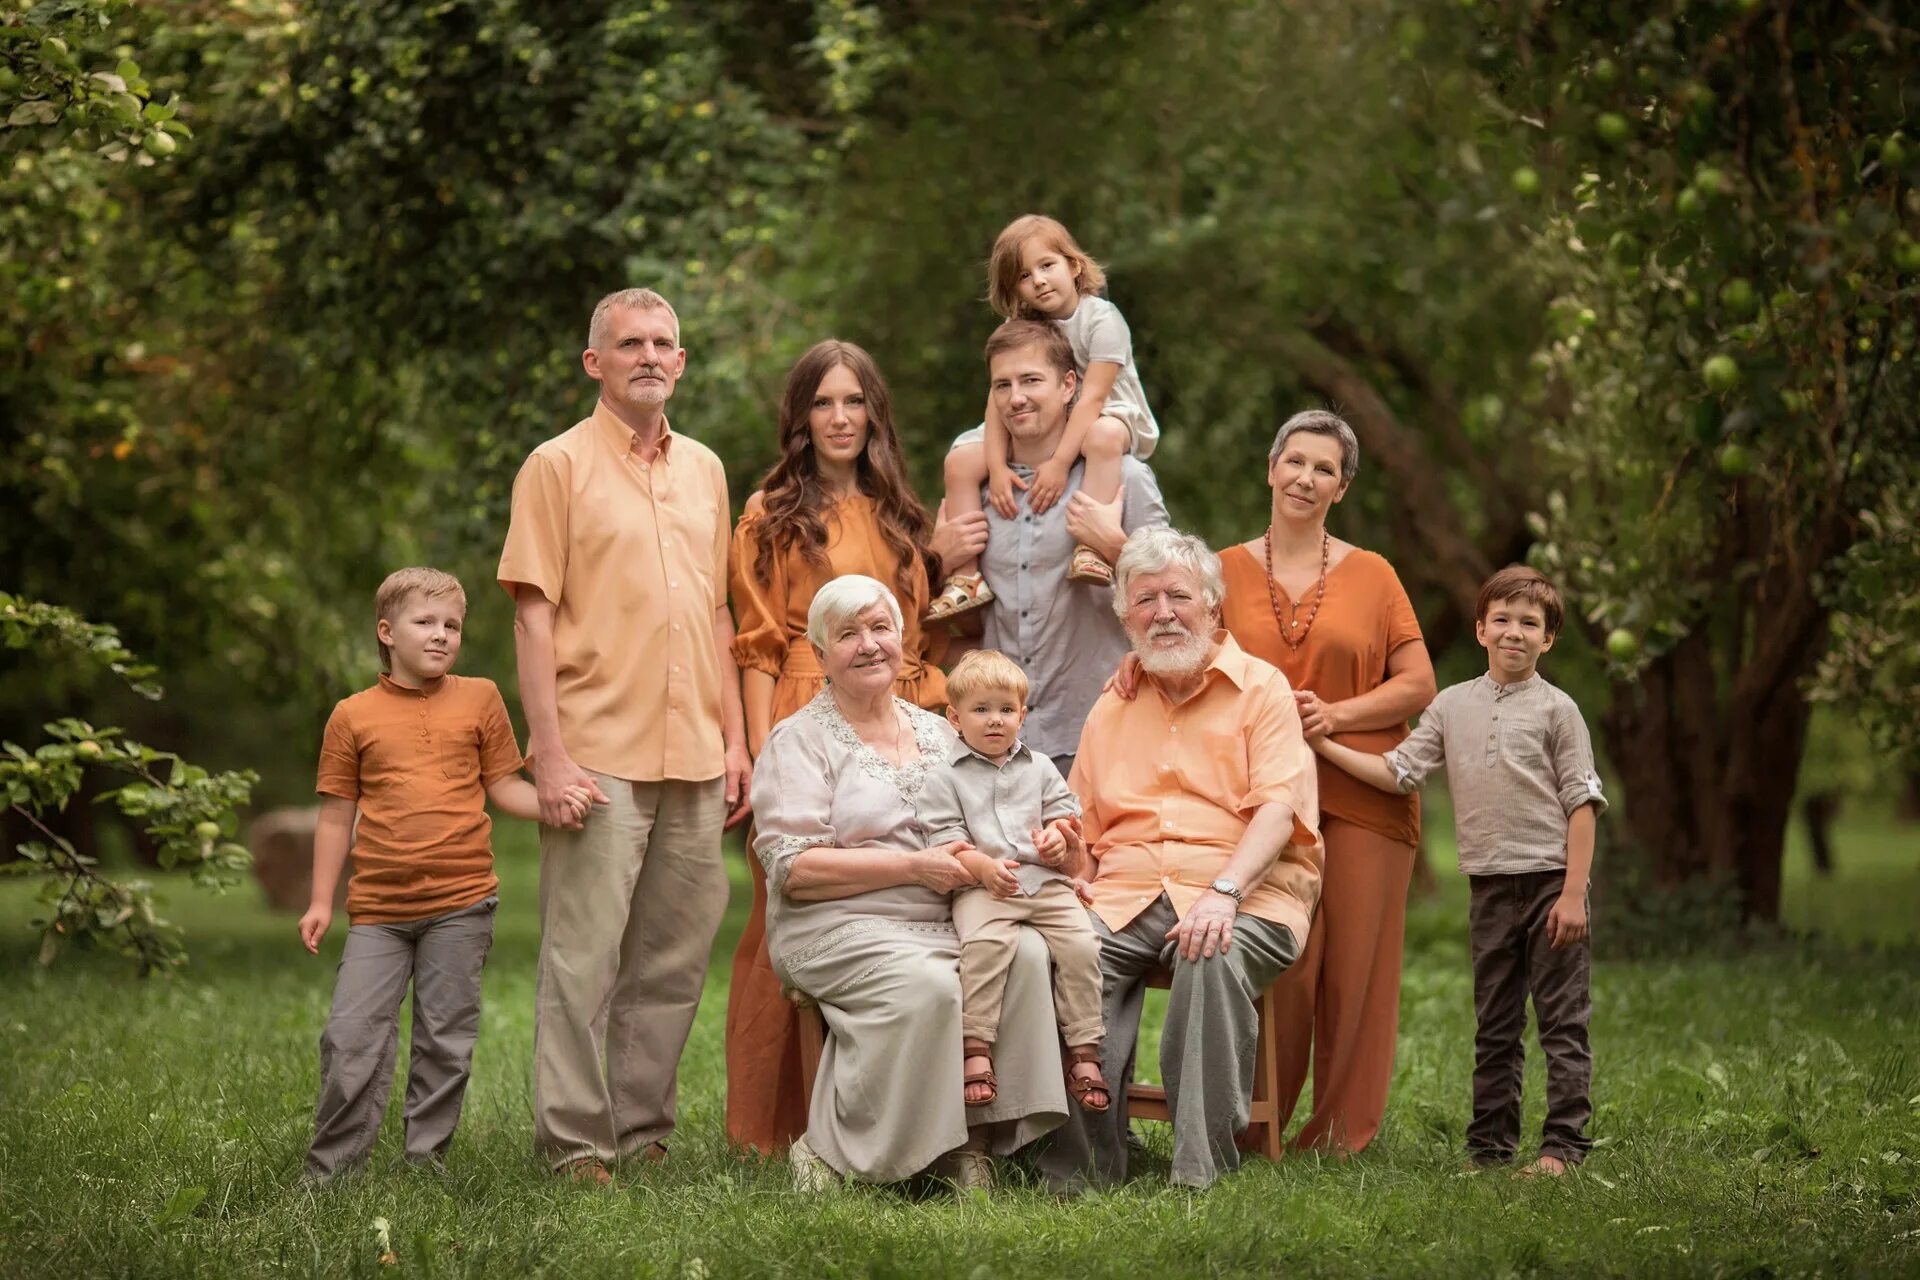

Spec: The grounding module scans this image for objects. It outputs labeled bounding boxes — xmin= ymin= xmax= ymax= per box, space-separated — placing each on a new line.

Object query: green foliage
xmin=1 ymin=596 xmax=254 ymax=975
xmin=1503 ymin=3 xmax=1916 ymax=678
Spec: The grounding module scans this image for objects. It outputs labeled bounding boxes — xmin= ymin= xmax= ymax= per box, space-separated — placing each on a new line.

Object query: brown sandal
xmin=1067 ymin=543 xmax=1114 ymax=585
xmin=925 ymin=572 xmax=995 ymax=624
xmin=963 ymin=1041 xmax=999 ymax=1107
xmin=1065 ymin=1045 xmax=1111 ymax=1113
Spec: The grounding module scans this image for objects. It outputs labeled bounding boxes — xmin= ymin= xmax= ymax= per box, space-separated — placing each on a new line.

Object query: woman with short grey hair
xmin=1231 ymin=408 xmax=1436 ymax=1154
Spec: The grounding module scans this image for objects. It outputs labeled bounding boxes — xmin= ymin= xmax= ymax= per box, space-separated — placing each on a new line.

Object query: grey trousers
xmin=533 ymin=774 xmax=727 ymax=1169
xmin=305 ymin=895 xmax=497 ymax=1179
xmin=1467 ymin=870 xmax=1593 ymax=1165
xmin=1034 ymin=894 xmax=1300 ymax=1190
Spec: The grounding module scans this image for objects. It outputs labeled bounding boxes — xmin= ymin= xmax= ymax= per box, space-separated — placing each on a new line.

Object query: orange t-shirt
xmin=315 ymin=673 xmax=524 ymax=923
xmin=1219 ymin=544 xmax=1426 ymax=846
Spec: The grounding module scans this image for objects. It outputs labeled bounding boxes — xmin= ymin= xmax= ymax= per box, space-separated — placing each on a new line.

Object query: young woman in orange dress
xmin=722 ymin=339 xmax=951 ymax=1155
xmin=1219 ymin=410 xmax=1437 ymax=1154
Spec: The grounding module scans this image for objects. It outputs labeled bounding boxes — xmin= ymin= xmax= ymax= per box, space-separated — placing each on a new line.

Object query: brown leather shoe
xmin=558 ymin=1157 xmax=613 ymax=1186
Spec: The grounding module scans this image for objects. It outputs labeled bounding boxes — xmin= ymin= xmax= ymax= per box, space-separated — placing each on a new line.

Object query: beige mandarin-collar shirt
xmin=1070 ymin=633 xmax=1324 ymax=945
xmin=497 ymin=402 xmax=730 ymax=782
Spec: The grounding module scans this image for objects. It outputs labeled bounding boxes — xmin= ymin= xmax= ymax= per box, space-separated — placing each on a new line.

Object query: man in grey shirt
xmin=975 ymin=319 xmax=1169 ymax=776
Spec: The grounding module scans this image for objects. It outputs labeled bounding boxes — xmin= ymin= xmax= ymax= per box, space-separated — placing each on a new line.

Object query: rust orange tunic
xmin=1219 ymin=543 xmax=1426 ymax=1153
xmin=723 ymin=491 xmax=947 ymax=1154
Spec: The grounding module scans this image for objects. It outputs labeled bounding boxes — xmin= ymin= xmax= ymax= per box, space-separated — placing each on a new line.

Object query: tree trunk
xmin=1600 ymin=624 xmax=1821 ymax=922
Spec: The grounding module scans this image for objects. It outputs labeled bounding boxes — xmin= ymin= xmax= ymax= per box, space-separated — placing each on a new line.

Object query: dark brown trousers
xmin=1466 ymin=870 xmax=1593 ymax=1165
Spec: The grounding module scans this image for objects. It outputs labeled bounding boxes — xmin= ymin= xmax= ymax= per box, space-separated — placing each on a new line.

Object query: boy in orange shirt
xmin=300 ymin=567 xmax=591 ymax=1179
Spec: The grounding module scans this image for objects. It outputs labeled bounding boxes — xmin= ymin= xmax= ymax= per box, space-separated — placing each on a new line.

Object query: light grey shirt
xmin=1057 ymin=295 xmax=1160 ymax=456
xmin=1384 ymin=673 xmax=1607 ymax=876
xmin=979 ymin=455 xmax=1168 ymax=760
xmin=750 ymin=691 xmax=959 ymax=982
xmin=916 ymin=739 xmax=1082 ymax=896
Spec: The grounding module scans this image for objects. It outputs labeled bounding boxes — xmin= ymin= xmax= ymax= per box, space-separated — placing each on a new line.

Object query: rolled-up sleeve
xmin=1037 ymin=754 xmax=1081 ymax=825
xmin=314 ymin=703 xmax=360 ymax=801
xmin=1242 ymin=679 xmax=1321 ymax=852
xmin=750 ymin=722 xmax=838 ymax=897
xmin=1385 ymin=699 xmax=1449 ymax=793
xmin=497 ymin=448 xmax=569 ymax=605
xmin=1550 ymin=699 xmax=1608 ymax=817
xmin=913 ymin=766 xmax=970 ymax=849
xmin=728 ymin=500 xmax=788 ymax=678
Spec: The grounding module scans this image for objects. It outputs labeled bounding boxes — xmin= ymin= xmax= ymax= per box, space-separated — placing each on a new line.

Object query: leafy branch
xmin=2 ymin=596 xmax=253 ymax=975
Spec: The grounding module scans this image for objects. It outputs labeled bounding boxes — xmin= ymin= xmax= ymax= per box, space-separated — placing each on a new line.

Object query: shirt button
xmin=672 ymin=665 xmax=680 ymax=673
xmin=670 ymin=581 xmax=679 ymax=589
xmin=673 ymin=624 xmax=681 ymax=632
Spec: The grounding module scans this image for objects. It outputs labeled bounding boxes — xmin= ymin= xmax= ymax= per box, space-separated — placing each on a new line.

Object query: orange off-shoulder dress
xmin=723 ymin=491 xmax=948 ymax=1154
xmin=1219 ymin=542 xmax=1427 ymax=1154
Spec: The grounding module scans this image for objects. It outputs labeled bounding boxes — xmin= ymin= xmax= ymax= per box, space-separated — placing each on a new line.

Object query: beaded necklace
xmin=1263 ymin=526 xmax=1330 ymax=653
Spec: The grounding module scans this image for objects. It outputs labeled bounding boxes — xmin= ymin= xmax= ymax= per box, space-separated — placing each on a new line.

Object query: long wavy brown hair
xmin=752 ymin=340 xmax=936 ymax=606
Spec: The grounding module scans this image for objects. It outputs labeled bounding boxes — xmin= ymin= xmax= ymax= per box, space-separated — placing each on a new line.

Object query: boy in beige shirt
xmin=1313 ymin=566 xmax=1605 ymax=1176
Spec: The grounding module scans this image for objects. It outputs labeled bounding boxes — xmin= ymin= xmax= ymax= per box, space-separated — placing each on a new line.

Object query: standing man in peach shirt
xmin=498 ymin=287 xmax=752 ymax=1183
xmin=1038 ymin=526 xmax=1323 ymax=1191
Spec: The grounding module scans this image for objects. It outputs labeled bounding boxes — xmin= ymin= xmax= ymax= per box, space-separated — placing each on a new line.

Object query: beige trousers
xmin=532 ymin=774 xmax=727 ymax=1169
xmin=952 ymin=879 xmax=1104 ymax=1047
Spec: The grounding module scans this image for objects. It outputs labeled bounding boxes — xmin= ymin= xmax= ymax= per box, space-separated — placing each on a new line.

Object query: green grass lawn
xmin=2 ymin=811 xmax=1917 ymax=1278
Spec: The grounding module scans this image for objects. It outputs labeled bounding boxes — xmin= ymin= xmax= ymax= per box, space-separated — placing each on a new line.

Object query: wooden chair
xmin=790 ymin=988 xmax=827 ymax=1103
xmin=1124 ymin=967 xmax=1287 ymax=1160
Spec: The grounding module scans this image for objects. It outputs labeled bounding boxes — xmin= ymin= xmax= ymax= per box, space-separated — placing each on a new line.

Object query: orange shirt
xmin=729 ymin=491 xmax=947 ymax=718
xmin=314 ymin=673 xmax=523 ymax=924
xmin=1070 ymin=634 xmax=1323 ymax=944
xmin=1219 ymin=544 xmax=1425 ymax=846
xmin=497 ymin=404 xmax=731 ymax=782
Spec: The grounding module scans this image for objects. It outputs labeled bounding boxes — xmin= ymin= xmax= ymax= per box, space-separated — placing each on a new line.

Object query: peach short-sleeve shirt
xmin=497 ymin=402 xmax=730 ymax=782
xmin=315 ymin=673 xmax=522 ymax=924
xmin=1070 ymin=634 xmax=1324 ymax=945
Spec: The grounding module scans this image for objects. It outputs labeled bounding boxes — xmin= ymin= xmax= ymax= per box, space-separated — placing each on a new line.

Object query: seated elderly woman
xmin=748 ymin=573 xmax=1068 ymax=1191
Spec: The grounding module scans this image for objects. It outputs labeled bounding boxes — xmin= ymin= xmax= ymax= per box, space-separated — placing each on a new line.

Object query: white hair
xmin=1269 ymin=409 xmax=1360 ymax=483
xmin=806 ymin=574 xmax=903 ymax=652
xmin=588 ymin=287 xmax=680 ymax=350
xmin=1111 ymin=526 xmax=1225 ymax=621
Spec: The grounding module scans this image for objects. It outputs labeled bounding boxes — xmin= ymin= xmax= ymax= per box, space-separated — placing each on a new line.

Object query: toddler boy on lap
xmin=915 ymin=650 xmax=1112 ymax=1115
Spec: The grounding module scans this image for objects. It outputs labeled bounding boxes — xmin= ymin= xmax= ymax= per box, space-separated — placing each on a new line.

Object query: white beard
xmin=1133 ymin=626 xmax=1212 ymax=680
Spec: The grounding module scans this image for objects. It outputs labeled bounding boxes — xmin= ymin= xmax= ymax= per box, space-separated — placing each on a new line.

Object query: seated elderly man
xmin=1037 ymin=525 xmax=1324 ymax=1191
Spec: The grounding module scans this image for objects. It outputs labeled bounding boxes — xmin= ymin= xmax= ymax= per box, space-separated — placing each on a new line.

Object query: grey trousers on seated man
xmin=1034 ymin=893 xmax=1300 ymax=1190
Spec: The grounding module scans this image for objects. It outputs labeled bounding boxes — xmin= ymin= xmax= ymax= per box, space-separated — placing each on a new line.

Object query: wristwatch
xmin=1209 ymin=877 xmax=1244 ymax=905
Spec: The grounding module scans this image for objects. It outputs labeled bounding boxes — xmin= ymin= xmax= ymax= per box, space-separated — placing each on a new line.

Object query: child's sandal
xmin=924 ymin=572 xmax=995 ymax=624
xmin=1065 ymin=1045 xmax=1111 ymax=1113
xmin=1067 ymin=544 xmax=1114 ymax=585
xmin=963 ymin=1048 xmax=999 ymax=1108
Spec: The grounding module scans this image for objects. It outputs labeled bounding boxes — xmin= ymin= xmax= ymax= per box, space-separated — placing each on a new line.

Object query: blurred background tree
xmin=4 ymin=0 xmax=1913 ymax=950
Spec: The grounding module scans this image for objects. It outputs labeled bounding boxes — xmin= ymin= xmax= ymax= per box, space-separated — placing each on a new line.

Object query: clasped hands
xmin=918 ymin=817 xmax=1093 ymax=904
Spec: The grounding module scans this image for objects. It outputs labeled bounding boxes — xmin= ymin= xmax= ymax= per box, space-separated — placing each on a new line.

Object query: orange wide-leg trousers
xmin=722 ymin=842 xmax=810 ymax=1154
xmin=1268 ymin=816 xmax=1414 ymax=1153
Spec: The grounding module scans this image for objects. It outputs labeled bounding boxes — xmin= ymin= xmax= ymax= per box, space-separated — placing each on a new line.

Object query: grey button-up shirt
xmin=916 ymin=739 xmax=1082 ymax=896
xmin=1384 ymin=673 xmax=1607 ymax=876
xmin=979 ymin=455 xmax=1169 ymax=760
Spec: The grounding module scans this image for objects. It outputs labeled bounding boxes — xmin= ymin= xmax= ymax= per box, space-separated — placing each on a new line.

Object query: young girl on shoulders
xmin=927 ymin=214 xmax=1161 ymax=620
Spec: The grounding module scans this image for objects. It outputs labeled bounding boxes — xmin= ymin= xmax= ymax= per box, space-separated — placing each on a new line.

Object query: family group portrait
xmin=3 ymin=1 xmax=1917 ymax=1276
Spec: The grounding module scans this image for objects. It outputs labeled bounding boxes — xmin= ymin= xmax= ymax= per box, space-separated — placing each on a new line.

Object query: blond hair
xmin=986 ymin=214 xmax=1107 ymax=319
xmin=588 ymin=287 xmax=679 ymax=350
xmin=374 ymin=567 xmax=466 ymax=672
xmin=945 ymin=649 xmax=1030 ymax=705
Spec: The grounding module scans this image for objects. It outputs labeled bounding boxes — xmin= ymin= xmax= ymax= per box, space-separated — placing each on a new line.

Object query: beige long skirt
xmin=785 ymin=919 xmax=1068 ymax=1182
